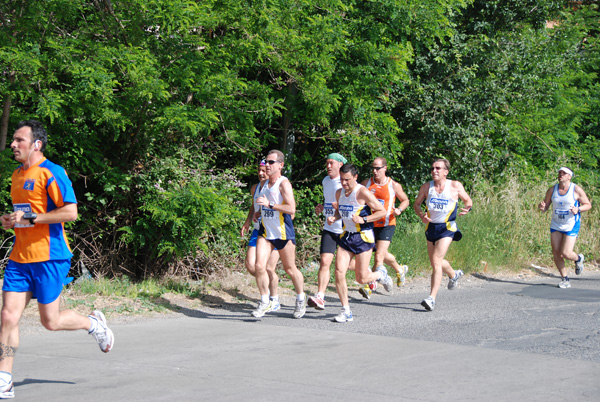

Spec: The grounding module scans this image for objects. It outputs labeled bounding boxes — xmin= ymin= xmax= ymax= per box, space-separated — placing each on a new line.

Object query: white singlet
xmin=338 ymin=184 xmax=375 ymax=242
xmin=425 ymin=180 xmax=458 ymax=224
xmin=322 ymin=175 xmax=343 ymax=234
xmin=259 ymin=176 xmax=295 ymax=240
xmin=252 ymin=181 xmax=265 ymax=230
xmin=550 ymin=183 xmax=580 ymax=232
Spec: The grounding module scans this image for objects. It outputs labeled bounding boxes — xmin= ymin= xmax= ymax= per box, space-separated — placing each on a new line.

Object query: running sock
xmin=296 ymin=293 xmax=305 ymax=301
xmin=0 ymin=371 xmax=11 ymax=384
xmin=269 ymin=295 xmax=279 ymax=303
xmin=88 ymin=316 xmax=98 ymax=334
xmin=563 ymin=276 xmax=570 ymax=281
xmin=317 ymin=292 xmax=324 ymax=299
xmin=261 ymin=294 xmax=270 ymax=304
xmin=342 ymin=305 xmax=351 ymax=314
xmin=576 ymin=255 xmax=582 ymax=262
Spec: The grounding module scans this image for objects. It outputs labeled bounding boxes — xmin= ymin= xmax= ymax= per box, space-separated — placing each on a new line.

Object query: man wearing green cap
xmin=307 ymin=153 xmax=353 ymax=311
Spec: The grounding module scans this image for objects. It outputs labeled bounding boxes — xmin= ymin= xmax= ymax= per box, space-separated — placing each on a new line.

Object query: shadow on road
xmin=16 ymin=378 xmax=75 ymax=386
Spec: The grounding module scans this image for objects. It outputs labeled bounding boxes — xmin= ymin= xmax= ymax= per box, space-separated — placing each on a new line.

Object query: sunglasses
xmin=431 ymin=167 xmax=446 ymax=171
xmin=266 ymin=160 xmax=280 ymax=165
xmin=372 ymin=166 xmax=385 ymax=171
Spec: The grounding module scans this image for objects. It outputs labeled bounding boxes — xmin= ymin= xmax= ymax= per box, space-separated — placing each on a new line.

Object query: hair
xmin=340 ymin=163 xmax=358 ymax=176
xmin=267 ymin=149 xmax=285 ymax=163
xmin=374 ymin=157 xmax=387 ymax=167
xmin=17 ymin=120 xmax=48 ymax=152
xmin=432 ymin=158 xmax=450 ymax=171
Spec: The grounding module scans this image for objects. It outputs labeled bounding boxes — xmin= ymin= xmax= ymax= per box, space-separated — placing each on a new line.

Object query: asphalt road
xmin=10 ymin=268 xmax=600 ymax=401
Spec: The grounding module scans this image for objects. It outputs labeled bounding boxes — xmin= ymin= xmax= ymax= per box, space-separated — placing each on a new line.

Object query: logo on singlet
xmin=430 ymin=197 xmax=449 ymax=210
xmin=23 ymin=179 xmax=36 ymax=191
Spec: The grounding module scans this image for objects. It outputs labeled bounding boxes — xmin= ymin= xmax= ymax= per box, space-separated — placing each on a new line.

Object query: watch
xmin=269 ymin=201 xmax=275 ymax=208
xmin=23 ymin=212 xmax=37 ymax=225
xmin=363 ymin=216 xmax=368 ymax=224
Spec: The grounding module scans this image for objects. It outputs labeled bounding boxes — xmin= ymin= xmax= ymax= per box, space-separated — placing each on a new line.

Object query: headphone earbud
xmin=34 ymin=140 xmax=41 ymax=151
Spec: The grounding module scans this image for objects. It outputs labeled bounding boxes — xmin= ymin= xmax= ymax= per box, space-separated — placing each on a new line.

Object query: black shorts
xmin=425 ymin=222 xmax=462 ymax=244
xmin=373 ymin=225 xmax=396 ymax=242
xmin=320 ymin=230 xmax=341 ymax=254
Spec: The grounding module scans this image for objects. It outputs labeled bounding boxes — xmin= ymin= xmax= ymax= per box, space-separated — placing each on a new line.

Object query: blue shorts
xmin=248 ymin=229 xmax=260 ymax=247
xmin=339 ymin=232 xmax=375 ymax=255
xmin=2 ymin=259 xmax=71 ymax=304
xmin=425 ymin=222 xmax=462 ymax=244
xmin=320 ymin=230 xmax=341 ymax=254
xmin=551 ymin=221 xmax=580 ymax=237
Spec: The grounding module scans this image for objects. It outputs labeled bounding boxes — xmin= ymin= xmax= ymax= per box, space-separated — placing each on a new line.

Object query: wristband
xmin=23 ymin=212 xmax=37 ymax=225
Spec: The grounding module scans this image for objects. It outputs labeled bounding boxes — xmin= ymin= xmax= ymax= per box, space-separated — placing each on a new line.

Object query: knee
xmin=254 ymin=263 xmax=267 ymax=275
xmin=0 ymin=308 xmax=20 ymax=330
xmin=39 ymin=315 xmax=61 ymax=331
xmin=245 ymin=263 xmax=256 ymax=276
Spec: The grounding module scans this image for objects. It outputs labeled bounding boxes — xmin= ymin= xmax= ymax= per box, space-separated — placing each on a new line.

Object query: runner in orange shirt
xmin=359 ymin=157 xmax=410 ymax=298
xmin=0 ymin=120 xmax=114 ymax=398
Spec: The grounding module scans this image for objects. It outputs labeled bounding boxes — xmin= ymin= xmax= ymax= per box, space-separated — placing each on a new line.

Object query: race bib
xmin=339 ymin=204 xmax=354 ymax=219
xmin=430 ymin=197 xmax=449 ymax=210
xmin=555 ymin=209 xmax=570 ymax=220
xmin=13 ymin=203 xmax=34 ymax=228
xmin=323 ymin=202 xmax=335 ymax=217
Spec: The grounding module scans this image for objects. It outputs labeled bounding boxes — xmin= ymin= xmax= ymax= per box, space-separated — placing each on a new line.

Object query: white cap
xmin=558 ymin=167 xmax=573 ymax=177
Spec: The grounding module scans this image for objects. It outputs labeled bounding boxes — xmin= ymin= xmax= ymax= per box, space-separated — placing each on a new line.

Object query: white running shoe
xmin=293 ymin=294 xmax=308 ymax=319
xmin=421 ymin=296 xmax=435 ymax=311
xmin=270 ymin=300 xmax=281 ymax=312
xmin=89 ymin=310 xmax=114 ymax=353
xmin=251 ymin=300 xmax=272 ymax=318
xmin=0 ymin=378 xmax=14 ymax=399
xmin=558 ymin=279 xmax=571 ymax=289
xmin=376 ymin=266 xmax=393 ymax=292
xmin=333 ymin=309 xmax=353 ymax=323
xmin=448 ymin=270 xmax=464 ymax=290
xmin=575 ymin=254 xmax=584 ymax=275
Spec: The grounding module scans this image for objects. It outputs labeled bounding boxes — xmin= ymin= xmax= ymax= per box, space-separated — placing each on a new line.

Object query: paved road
xmin=11 ymin=269 xmax=600 ymax=401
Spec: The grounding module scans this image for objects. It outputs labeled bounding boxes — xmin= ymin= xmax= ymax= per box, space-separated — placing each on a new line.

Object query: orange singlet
xmin=365 ymin=177 xmax=396 ymax=227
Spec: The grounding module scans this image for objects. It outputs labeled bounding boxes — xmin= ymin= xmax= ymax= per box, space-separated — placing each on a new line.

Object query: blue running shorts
xmin=248 ymin=229 xmax=260 ymax=248
xmin=425 ymin=222 xmax=463 ymax=244
xmin=550 ymin=220 xmax=580 ymax=237
xmin=339 ymin=232 xmax=376 ymax=255
xmin=3 ymin=259 xmax=71 ymax=304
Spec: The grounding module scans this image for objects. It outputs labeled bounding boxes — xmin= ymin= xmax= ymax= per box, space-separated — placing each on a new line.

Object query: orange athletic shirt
xmin=9 ymin=157 xmax=77 ymax=263
xmin=365 ymin=177 xmax=396 ymax=227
